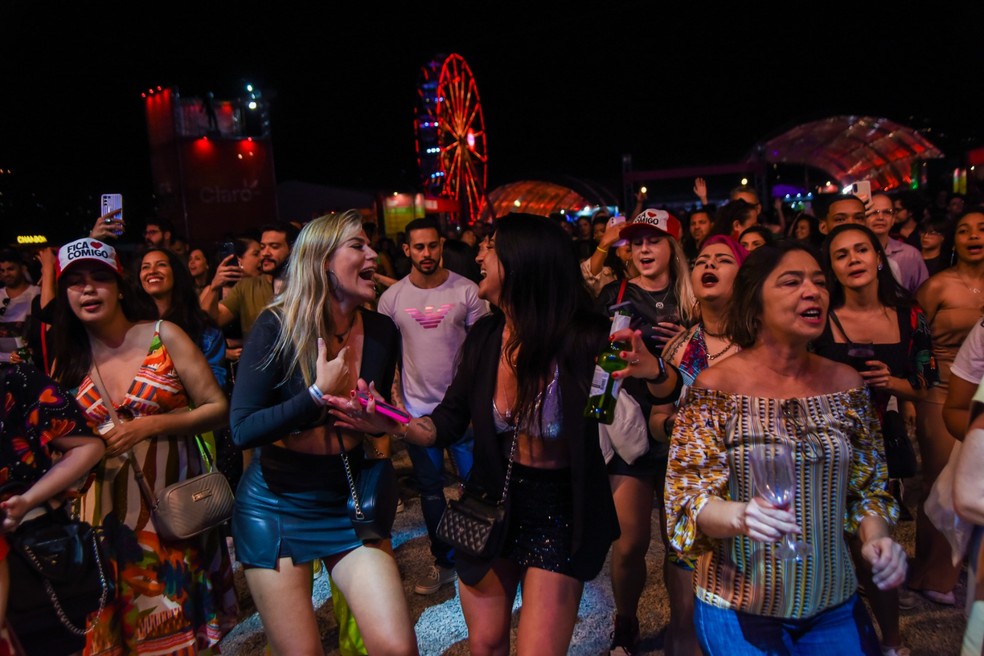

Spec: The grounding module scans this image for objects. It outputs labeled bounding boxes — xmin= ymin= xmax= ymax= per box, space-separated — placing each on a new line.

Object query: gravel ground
xmin=218 ymin=444 xmax=968 ymax=655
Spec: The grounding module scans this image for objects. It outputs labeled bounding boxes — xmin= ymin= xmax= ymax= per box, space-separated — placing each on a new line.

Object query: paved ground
xmin=218 ymin=443 xmax=968 ymax=655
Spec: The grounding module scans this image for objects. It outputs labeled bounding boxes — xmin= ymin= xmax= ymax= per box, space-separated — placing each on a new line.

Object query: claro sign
xmin=199 ymin=179 xmax=261 ymax=204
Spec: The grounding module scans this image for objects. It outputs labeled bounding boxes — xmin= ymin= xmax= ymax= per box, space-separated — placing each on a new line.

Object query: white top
xmin=952 ymin=318 xmax=984 ymax=385
xmin=377 ymin=271 xmax=489 ymax=416
xmin=0 ymin=285 xmax=40 ymax=362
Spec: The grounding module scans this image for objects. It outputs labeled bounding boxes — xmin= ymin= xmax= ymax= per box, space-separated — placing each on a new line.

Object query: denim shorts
xmin=693 ymin=594 xmax=880 ymax=656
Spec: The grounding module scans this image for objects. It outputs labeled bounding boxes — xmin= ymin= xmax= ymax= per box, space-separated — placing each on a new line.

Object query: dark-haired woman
xmin=138 ymin=248 xmax=227 ymax=390
xmin=330 ymin=213 xmax=620 ymax=655
xmin=624 ymin=241 xmax=904 ymax=655
xmin=187 ymin=247 xmax=211 ymax=295
xmin=910 ymin=207 xmax=984 ymax=606
xmin=813 ymin=223 xmax=938 ymax=656
xmin=50 ymin=238 xmax=237 ymax=654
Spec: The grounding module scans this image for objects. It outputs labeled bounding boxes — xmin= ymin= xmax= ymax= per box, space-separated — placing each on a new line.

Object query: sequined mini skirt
xmin=502 ymin=463 xmax=577 ymax=578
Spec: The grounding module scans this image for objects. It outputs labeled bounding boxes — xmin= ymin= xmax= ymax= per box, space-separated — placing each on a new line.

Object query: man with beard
xmin=377 ymin=218 xmax=488 ymax=595
xmin=0 ymin=250 xmax=40 ymax=363
xmin=201 ymin=222 xmax=296 ymax=340
xmin=143 ymin=218 xmax=173 ymax=250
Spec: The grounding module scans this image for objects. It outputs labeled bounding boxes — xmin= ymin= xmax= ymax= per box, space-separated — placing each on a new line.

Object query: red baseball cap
xmin=619 ymin=209 xmax=682 ymax=241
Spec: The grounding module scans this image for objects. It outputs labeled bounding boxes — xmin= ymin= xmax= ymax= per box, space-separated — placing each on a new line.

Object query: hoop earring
xmin=118 ymin=292 xmax=124 ymax=300
xmin=877 ymin=263 xmax=883 ymax=271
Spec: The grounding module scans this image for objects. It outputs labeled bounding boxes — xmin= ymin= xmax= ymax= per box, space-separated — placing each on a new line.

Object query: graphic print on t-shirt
xmin=404 ymin=304 xmax=454 ymax=329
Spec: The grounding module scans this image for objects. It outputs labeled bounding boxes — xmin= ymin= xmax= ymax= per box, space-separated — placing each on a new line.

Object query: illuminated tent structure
xmin=746 ymin=115 xmax=944 ymax=191
xmin=483 ymin=176 xmax=620 ymax=220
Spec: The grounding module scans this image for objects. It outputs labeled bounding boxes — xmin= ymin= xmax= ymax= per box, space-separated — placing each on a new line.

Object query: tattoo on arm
xmin=415 ymin=417 xmax=437 ymax=445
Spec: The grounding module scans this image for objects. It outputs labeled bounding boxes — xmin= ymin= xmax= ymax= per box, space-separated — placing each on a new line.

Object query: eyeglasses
xmin=868 ymin=209 xmax=896 ymax=218
xmin=0 ymin=297 xmax=9 ymax=317
xmin=780 ymin=399 xmax=824 ymax=463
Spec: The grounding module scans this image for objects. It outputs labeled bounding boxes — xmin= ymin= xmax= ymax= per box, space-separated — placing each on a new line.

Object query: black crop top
xmin=230 ymin=307 xmax=399 ymax=450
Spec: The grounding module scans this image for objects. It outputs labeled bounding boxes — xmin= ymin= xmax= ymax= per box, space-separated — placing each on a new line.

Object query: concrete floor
xmin=218 ymin=443 xmax=968 ymax=655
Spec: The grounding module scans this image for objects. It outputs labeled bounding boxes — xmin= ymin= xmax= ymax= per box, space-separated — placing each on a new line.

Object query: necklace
xmin=645 ymin=286 xmax=672 ymax=310
xmin=957 ymin=271 xmax=983 ymax=295
xmin=496 ymin=342 xmax=516 ymax=424
xmin=701 ymin=322 xmax=727 ymax=338
xmin=334 ymin=315 xmax=356 ymax=342
xmin=706 ymin=340 xmax=736 ymax=361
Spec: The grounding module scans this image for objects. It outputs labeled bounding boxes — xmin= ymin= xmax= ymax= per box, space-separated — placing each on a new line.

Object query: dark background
xmin=2 ymin=3 xmax=982 ymax=235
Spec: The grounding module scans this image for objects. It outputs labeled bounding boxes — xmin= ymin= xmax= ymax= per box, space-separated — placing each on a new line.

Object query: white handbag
xmin=598 ymin=388 xmax=651 ymax=465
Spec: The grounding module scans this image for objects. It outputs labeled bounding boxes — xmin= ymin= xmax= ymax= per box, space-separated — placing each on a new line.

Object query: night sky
xmin=2 ymin=3 xmax=982 ymax=227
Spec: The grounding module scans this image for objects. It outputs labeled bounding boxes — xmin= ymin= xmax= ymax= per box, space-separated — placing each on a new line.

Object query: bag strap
xmin=497 ymin=423 xmax=520 ymax=506
xmin=336 ymin=427 xmax=366 ymax=520
xmin=828 ymin=310 xmax=852 ymax=343
xmin=616 ymin=278 xmax=628 ymax=304
xmin=88 ymin=362 xmax=159 ymax=512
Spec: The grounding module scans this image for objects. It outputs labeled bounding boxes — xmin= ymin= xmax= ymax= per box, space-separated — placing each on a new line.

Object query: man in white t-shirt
xmin=377 ymin=218 xmax=489 ymax=595
xmin=0 ymin=250 xmax=40 ymax=363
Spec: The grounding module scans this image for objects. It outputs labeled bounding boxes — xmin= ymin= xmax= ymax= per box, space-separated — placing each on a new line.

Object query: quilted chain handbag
xmin=436 ymin=424 xmax=519 ymax=559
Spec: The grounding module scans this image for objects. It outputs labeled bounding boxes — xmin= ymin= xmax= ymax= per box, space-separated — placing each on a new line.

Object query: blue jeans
xmin=406 ymin=429 xmax=474 ymax=568
xmin=693 ymin=594 xmax=880 ymax=656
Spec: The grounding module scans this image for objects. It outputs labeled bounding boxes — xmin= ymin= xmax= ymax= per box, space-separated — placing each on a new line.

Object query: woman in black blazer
xmin=332 ymin=213 xmax=620 ymax=655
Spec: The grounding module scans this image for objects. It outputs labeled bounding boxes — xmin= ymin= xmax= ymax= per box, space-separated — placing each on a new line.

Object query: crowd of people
xmin=0 ymin=178 xmax=980 ymax=655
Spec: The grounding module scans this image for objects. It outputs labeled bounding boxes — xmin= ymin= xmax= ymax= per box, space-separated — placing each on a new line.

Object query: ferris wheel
xmin=414 ymin=53 xmax=488 ymax=224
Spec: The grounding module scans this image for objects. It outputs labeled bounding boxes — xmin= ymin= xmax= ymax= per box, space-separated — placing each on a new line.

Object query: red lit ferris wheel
xmin=414 ymin=53 xmax=488 ymax=224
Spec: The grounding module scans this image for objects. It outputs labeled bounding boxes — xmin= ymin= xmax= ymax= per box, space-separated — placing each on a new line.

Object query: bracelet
xmin=308 ymin=383 xmax=327 ymax=407
xmin=645 ymin=357 xmax=668 ymax=384
xmin=394 ymin=421 xmax=410 ymax=441
xmin=596 ymin=246 xmax=609 ymax=254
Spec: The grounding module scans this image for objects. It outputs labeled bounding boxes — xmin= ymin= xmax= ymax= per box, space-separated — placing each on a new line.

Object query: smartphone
xmin=356 ymin=392 xmax=411 ymax=424
xmin=100 ymin=193 xmax=124 ymax=236
xmin=218 ymin=241 xmax=238 ymax=268
xmin=846 ymin=181 xmax=872 ymax=207
xmin=607 ymin=214 xmax=627 ymax=247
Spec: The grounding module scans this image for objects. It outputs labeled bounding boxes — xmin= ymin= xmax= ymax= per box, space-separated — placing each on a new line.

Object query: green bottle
xmin=584 ymin=302 xmax=633 ymax=424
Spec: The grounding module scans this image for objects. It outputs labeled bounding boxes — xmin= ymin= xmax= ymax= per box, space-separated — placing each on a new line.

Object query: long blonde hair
xmin=668 ymin=237 xmax=697 ymax=325
xmin=262 ymin=210 xmax=363 ymax=386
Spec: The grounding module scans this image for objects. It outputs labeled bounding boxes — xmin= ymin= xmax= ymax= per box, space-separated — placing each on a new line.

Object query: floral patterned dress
xmin=75 ymin=322 xmax=238 ymax=655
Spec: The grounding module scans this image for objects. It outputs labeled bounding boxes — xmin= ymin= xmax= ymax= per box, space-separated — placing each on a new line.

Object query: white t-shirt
xmin=0 ymin=285 xmax=40 ymax=362
xmin=377 ymin=271 xmax=489 ymax=417
xmin=952 ymin=317 xmax=984 ymax=385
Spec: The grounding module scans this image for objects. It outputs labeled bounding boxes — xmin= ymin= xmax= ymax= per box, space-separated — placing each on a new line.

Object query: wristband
xmin=308 ymin=383 xmax=327 ymax=407
xmin=645 ymin=357 xmax=668 ymax=384
xmin=596 ymin=246 xmax=609 ymax=254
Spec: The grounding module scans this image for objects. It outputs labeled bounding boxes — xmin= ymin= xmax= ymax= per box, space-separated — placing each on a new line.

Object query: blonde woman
xmin=594 ymin=209 xmax=697 ymax=653
xmin=229 ymin=211 xmax=416 ymax=655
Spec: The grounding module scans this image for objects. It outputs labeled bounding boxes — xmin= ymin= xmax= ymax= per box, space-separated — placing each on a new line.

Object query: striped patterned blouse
xmin=666 ymin=385 xmax=898 ymax=619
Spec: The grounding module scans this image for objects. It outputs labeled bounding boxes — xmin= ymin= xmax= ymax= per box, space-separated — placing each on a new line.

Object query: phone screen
xmin=100 ymin=193 xmax=124 ymax=236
